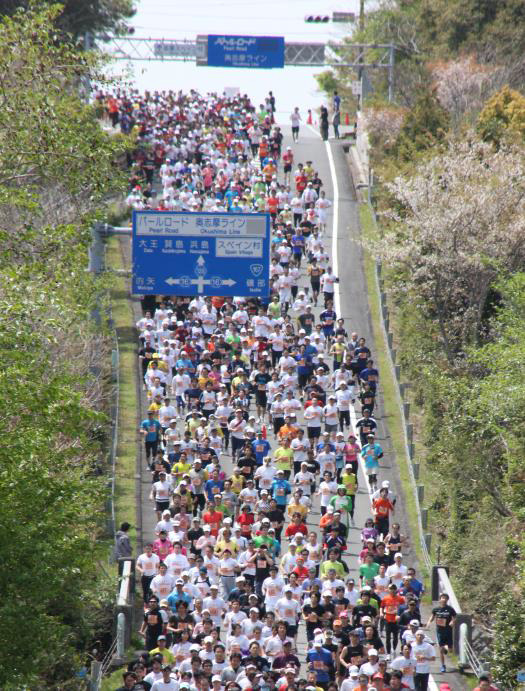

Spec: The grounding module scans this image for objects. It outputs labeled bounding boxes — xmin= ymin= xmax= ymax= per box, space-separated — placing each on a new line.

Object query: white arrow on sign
xmin=165 ymin=275 xmax=236 ymax=293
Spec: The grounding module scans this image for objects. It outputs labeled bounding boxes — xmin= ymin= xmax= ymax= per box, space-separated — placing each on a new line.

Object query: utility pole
xmin=388 ymin=43 xmax=395 ymax=102
xmin=357 ymin=0 xmax=365 ymax=110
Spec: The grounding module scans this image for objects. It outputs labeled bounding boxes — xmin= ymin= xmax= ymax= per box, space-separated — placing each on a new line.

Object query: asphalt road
xmin=128 ymin=118 xmax=461 ymax=689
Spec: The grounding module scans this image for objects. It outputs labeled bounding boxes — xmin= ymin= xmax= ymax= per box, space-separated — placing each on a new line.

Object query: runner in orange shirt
xmin=372 ymin=487 xmax=395 ymax=537
xmin=380 ymin=583 xmax=405 ymax=656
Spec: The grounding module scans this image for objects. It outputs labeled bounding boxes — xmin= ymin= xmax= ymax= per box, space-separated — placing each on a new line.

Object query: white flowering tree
xmin=376 ymin=138 xmax=525 ymax=363
xmin=432 ymin=57 xmax=493 ymax=126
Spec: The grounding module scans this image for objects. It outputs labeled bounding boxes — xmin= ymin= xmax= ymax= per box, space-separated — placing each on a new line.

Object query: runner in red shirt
xmin=285 ymin=512 xmax=308 ymax=539
xmin=237 ymin=504 xmax=255 ymax=537
xmin=203 ymin=502 xmax=223 ymax=537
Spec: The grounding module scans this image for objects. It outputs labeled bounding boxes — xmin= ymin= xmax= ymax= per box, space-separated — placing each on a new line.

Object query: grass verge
xmin=359 ymin=202 xmax=430 ymax=585
xmin=106 ymin=234 xmax=139 ymax=552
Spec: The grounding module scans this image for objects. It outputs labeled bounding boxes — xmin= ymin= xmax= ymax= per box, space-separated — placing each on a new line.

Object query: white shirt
xmin=158 ymin=405 xmax=177 ymax=427
xmin=411 ymin=641 xmax=436 ymax=674
xmin=390 ymin=655 xmax=417 ymax=689
xmin=262 ymin=575 xmax=285 ymax=605
xmin=202 ymin=595 xmax=227 ymax=625
xmin=153 ymin=480 xmax=171 ymax=502
xmin=323 ymin=403 xmax=339 ymax=425
xmin=275 ymin=596 xmax=301 ymax=624
xmin=164 ymin=552 xmax=190 ymax=578
xmin=150 ymin=573 xmax=176 ymax=598
xmin=304 ymin=404 xmax=322 ymax=427
xmin=336 ymin=388 xmax=352 ymax=411
xmin=136 ymin=552 xmax=160 ymax=577
xmin=386 ymin=562 xmax=408 ymax=588
xmin=255 ymin=463 xmax=277 ymax=490
xmin=151 ymin=679 xmax=179 ymax=691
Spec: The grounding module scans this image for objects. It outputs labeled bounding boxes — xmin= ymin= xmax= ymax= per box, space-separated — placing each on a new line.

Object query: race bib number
xmin=436 ymin=617 xmax=447 ymax=627
xmin=147 ymin=614 xmax=158 ymax=625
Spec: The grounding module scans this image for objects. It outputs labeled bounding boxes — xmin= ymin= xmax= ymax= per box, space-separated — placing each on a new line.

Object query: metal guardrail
xmin=367 ymin=200 xmax=487 ymax=678
xmin=371 ymin=233 xmax=433 ymax=572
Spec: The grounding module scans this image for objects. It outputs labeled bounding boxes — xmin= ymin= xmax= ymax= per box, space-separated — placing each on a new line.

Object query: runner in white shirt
xmin=323 ymin=396 xmax=339 ymax=437
xmin=262 ymin=571 xmax=285 ymax=612
xmin=203 ymin=585 xmax=227 ymax=628
xmin=320 ymin=266 xmax=338 ymax=303
xmin=164 ymin=545 xmax=190 ymax=578
xmin=150 ymin=565 xmax=176 ymax=600
xmin=136 ymin=546 xmax=161 ymax=602
xmin=283 ymin=391 xmax=302 ymax=418
xmin=171 ymin=369 xmax=191 ymax=414
xmin=317 ymin=449 xmax=337 ymax=478
xmin=336 ymin=382 xmax=353 ymax=432
xmin=386 ymin=554 xmax=408 ymax=588
xmin=317 ymin=475 xmax=338 ymax=513
xmin=390 ymin=646 xmax=417 ymax=690
xmin=304 ymin=399 xmax=323 ymax=447
xmin=274 ymin=588 xmax=301 ymax=638
xmin=254 ymin=457 xmax=277 ymax=491
xmin=315 ymin=191 xmax=332 ymax=233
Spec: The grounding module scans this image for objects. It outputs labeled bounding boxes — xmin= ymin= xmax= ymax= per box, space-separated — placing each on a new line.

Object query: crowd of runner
xmin=103 ymin=89 xmax=496 ymax=691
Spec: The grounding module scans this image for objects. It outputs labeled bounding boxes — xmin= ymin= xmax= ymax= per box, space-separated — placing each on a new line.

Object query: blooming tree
xmin=432 ymin=57 xmax=493 ymax=125
xmin=376 ymin=138 xmax=525 ymax=362
xmin=363 ymin=106 xmax=406 ymax=151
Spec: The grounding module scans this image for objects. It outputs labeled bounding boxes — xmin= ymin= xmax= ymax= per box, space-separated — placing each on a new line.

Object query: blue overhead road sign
xmin=207 ymin=35 xmax=285 ymax=69
xmin=132 ymin=211 xmax=271 ymax=297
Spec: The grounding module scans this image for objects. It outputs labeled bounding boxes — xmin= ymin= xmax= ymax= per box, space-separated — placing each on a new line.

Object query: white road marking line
xmin=324 ymin=137 xmax=440 ymax=690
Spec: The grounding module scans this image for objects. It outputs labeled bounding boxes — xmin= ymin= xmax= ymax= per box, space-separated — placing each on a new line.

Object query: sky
xmin=104 ymin=0 xmax=368 ymax=114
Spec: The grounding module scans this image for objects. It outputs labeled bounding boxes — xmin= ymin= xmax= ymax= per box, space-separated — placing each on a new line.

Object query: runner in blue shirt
xmin=361 ymin=433 xmax=383 ymax=492
xmin=306 ymin=638 xmax=334 ymax=685
xmin=271 ymin=470 xmax=292 ymax=508
xmin=140 ymin=411 xmax=161 ymax=465
xmin=251 ymin=431 xmax=271 ymax=466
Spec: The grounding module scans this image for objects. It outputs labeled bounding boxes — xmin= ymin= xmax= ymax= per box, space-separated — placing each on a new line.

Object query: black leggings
xmin=338 ymin=410 xmax=350 ymax=430
xmin=385 ymin=621 xmax=399 ymax=654
xmin=220 ymin=426 xmax=230 ymax=450
xmin=141 ymin=574 xmax=154 ymax=602
xmin=145 ymin=440 xmax=158 ymax=459
xmin=192 ymin=493 xmax=206 ymax=514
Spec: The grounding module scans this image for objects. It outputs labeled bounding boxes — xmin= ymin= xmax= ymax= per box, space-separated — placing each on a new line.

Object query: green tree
xmin=0 ymin=4 xmax=128 ymax=686
xmin=478 ymin=85 xmax=525 ymax=145
xmin=0 ymin=0 xmax=135 ymax=40
xmin=490 ymin=587 xmax=525 ymax=687
xmin=393 ymin=88 xmax=449 ymax=161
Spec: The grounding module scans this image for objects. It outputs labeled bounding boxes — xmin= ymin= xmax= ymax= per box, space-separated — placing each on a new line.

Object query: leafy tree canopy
xmin=0 ymin=0 xmax=135 ymax=40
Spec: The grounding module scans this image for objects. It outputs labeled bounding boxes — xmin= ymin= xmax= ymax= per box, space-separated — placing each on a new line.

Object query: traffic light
xmin=305 ymin=15 xmax=330 ymax=22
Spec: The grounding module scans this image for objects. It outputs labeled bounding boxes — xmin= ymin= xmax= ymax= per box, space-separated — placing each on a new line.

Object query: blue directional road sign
xmin=207 ymin=35 xmax=285 ymax=69
xmin=132 ymin=211 xmax=271 ymax=297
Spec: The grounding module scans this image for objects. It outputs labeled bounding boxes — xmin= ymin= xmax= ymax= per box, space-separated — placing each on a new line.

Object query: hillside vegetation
xmin=318 ymin=1 xmax=525 ymax=685
xmin=0 ymin=5 xmax=128 ymax=687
